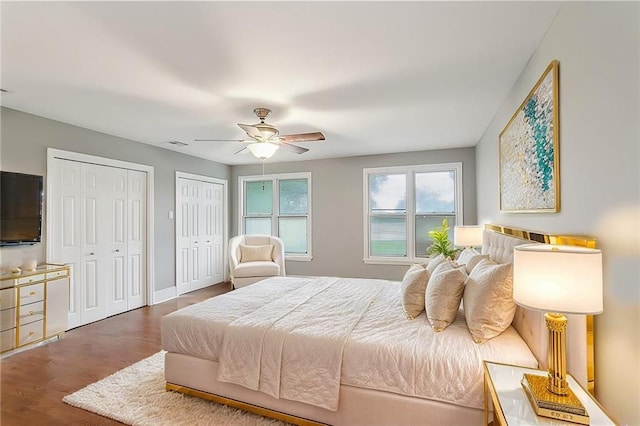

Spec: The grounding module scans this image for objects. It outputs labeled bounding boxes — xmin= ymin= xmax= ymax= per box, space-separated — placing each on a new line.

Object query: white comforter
xmin=161 ymin=276 xmax=537 ymax=411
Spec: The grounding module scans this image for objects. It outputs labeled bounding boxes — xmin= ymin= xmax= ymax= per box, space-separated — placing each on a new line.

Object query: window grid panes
xmin=245 ymin=181 xmax=273 ymax=215
xmin=415 ymin=215 xmax=456 ymax=258
xmin=370 ymin=216 xmax=407 ymax=257
xmin=278 ymin=217 xmax=307 ymax=254
xmin=240 ymin=174 xmax=311 ymax=257
xmin=364 ymin=163 xmax=462 ymax=263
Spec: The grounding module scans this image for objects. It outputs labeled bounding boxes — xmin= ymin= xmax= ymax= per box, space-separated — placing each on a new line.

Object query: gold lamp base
xmin=522 ymin=374 xmax=590 ymax=425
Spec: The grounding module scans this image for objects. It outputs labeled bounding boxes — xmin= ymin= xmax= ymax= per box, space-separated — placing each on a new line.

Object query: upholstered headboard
xmin=482 ymin=224 xmax=596 ymax=393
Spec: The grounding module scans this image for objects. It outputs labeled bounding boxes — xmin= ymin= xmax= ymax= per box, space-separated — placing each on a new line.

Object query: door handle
xmin=87 ymin=252 xmax=95 ymax=256
xmin=113 ymin=249 xmax=120 ymax=253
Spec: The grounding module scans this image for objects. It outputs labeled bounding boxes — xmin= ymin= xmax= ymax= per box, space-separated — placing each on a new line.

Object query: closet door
xmin=79 ymin=163 xmax=108 ymax=325
xmin=194 ymin=182 xmax=215 ymax=291
xmin=175 ymin=177 xmax=225 ymax=295
xmin=106 ymin=168 xmax=128 ymax=317
xmin=211 ymin=183 xmax=224 ymax=284
xmin=50 ymin=155 xmax=149 ymax=328
xmin=127 ymin=170 xmax=146 ymax=310
xmin=190 ymin=182 xmax=204 ymax=290
xmin=50 ymin=160 xmax=82 ymax=329
xmin=175 ymin=178 xmax=192 ymax=295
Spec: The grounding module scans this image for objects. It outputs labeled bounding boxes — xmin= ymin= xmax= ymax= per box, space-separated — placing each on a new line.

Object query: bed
xmin=161 ymin=224 xmax=595 ymax=425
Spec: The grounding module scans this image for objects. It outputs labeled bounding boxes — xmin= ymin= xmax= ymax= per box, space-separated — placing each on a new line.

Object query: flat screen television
xmin=0 ymin=171 xmax=44 ymax=246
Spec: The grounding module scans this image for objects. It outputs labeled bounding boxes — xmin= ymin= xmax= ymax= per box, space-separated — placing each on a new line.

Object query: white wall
xmin=231 ymin=148 xmax=476 ymax=281
xmin=0 ymin=107 xmax=230 ymax=292
xmin=475 ymin=3 xmax=639 ymax=424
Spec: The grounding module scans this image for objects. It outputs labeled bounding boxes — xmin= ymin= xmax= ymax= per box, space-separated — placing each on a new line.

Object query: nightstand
xmin=483 ymin=361 xmax=616 ymax=426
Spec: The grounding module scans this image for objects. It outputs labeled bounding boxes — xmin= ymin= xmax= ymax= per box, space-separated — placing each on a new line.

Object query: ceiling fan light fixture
xmin=247 ymin=142 xmax=279 ymax=160
xmin=256 ymin=123 xmax=278 ymax=139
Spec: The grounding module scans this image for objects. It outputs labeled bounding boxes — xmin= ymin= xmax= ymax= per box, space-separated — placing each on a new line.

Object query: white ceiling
xmin=1 ymin=2 xmax=562 ymax=165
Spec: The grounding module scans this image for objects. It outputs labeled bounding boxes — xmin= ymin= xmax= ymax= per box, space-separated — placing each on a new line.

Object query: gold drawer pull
xmin=29 ymin=311 xmax=34 ymax=316
xmin=29 ymin=291 xmax=36 ymax=296
xmin=28 ymin=331 xmax=34 ymax=336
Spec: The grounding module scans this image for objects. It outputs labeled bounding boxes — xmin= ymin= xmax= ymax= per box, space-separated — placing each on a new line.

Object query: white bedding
xmin=161 ymin=275 xmax=538 ymax=412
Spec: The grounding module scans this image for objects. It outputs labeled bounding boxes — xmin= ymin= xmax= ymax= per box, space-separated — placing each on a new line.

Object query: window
xmin=239 ymin=172 xmax=311 ymax=261
xmin=363 ymin=163 xmax=462 ymax=264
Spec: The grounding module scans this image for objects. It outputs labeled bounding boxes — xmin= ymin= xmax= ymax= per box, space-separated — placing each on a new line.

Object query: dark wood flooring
xmin=0 ymin=282 xmax=232 ymax=426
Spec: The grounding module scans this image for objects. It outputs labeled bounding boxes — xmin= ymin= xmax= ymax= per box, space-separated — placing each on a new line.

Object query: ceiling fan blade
xmin=235 ymin=147 xmax=250 ymax=155
xmin=278 ymin=132 xmax=325 ymax=143
xmin=194 ymin=139 xmax=244 ymax=142
xmin=278 ymin=143 xmax=309 ymax=154
xmin=238 ymin=124 xmax=263 ymax=140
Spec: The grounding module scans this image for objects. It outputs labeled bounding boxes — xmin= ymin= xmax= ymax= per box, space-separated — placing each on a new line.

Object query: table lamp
xmin=513 ymin=244 xmax=603 ymax=424
xmin=454 ymin=225 xmax=483 ymax=259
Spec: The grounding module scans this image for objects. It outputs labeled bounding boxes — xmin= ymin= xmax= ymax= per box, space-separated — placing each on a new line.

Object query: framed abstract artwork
xmin=499 ymin=60 xmax=559 ymax=213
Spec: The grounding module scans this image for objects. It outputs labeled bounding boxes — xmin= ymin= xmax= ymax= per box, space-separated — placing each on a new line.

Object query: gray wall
xmin=231 ymin=148 xmax=476 ymax=281
xmin=475 ymin=3 xmax=639 ymax=424
xmin=0 ymin=107 xmax=230 ymax=292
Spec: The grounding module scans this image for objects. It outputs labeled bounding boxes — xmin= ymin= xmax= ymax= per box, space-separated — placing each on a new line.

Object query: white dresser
xmin=0 ymin=264 xmax=69 ymax=354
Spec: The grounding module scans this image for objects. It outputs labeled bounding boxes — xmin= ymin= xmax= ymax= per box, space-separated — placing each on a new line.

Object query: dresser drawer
xmin=18 ymin=319 xmax=44 ymax=346
xmin=0 ymin=288 xmax=16 ymax=310
xmin=0 ymin=328 xmax=16 ymax=352
xmin=0 ymin=308 xmax=16 ymax=332
xmin=18 ymin=283 xmax=45 ymax=305
xmin=46 ymin=269 xmax=69 ymax=280
xmin=16 ymin=273 xmax=45 ymax=285
xmin=19 ymin=301 xmax=45 ymax=325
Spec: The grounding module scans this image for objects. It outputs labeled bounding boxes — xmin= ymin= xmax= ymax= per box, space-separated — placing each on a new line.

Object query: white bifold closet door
xmin=50 ymin=159 xmax=147 ymax=329
xmin=176 ymin=177 xmax=224 ymax=295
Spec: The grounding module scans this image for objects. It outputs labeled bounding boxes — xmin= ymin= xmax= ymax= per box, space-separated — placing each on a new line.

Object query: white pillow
xmin=464 ymin=254 xmax=489 ymax=274
xmin=456 ymin=247 xmax=480 ymax=266
xmin=239 ymin=244 xmax=273 ymax=263
xmin=426 ymin=254 xmax=446 ymax=274
xmin=425 ymin=261 xmax=468 ymax=332
xmin=463 ymin=259 xmax=516 ymax=343
xmin=401 ymin=264 xmax=430 ymax=320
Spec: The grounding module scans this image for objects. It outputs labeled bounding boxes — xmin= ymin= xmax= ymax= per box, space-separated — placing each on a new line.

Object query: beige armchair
xmin=228 ymin=235 xmax=286 ymax=289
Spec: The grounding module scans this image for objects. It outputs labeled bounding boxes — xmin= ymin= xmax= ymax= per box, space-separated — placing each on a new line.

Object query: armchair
xmin=228 ymin=235 xmax=286 ymax=289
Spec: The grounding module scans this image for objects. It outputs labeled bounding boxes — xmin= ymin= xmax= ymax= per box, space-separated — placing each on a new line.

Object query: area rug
xmin=63 ymin=351 xmax=287 ymax=426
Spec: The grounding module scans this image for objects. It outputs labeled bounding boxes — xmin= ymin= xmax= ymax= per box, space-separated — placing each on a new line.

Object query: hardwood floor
xmin=0 ymin=283 xmax=232 ymax=426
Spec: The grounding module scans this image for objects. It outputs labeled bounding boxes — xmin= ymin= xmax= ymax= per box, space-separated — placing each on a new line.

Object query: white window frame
xmin=363 ymin=162 xmax=463 ymax=265
xmin=239 ymin=172 xmax=312 ymax=261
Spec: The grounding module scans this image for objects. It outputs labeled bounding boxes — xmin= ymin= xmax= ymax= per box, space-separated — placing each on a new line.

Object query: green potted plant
xmin=426 ymin=218 xmax=457 ymax=260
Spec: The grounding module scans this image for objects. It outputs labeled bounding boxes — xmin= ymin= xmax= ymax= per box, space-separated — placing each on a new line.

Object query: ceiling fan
xmin=196 ymin=108 xmax=325 ymax=160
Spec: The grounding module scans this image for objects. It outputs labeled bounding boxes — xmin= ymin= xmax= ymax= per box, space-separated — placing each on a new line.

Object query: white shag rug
xmin=63 ymin=351 xmax=288 ymax=426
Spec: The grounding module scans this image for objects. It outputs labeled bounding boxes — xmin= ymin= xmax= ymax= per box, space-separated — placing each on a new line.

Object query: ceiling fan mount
xmin=250 ymin=108 xmax=279 ymax=139
xmin=195 ymin=107 xmax=325 ymax=159
xmin=253 ymin=107 xmax=271 ymax=122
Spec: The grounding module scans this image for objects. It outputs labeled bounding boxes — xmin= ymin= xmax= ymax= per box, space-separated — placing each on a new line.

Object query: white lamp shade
xmin=454 ymin=225 xmax=483 ymax=247
xmin=513 ymin=244 xmax=603 ymax=315
xmin=247 ymin=142 xmax=279 ymax=159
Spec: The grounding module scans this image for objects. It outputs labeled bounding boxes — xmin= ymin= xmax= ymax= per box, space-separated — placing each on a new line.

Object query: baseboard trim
xmin=153 ymin=286 xmax=177 ymax=305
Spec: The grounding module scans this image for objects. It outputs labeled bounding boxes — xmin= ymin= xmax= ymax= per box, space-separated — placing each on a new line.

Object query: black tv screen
xmin=0 ymin=171 xmax=43 ymax=246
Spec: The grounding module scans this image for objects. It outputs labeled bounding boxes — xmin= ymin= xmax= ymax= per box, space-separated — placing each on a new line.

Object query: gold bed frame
xmin=166 ymin=224 xmax=597 ymax=424
xmin=165 ymin=383 xmax=326 ymax=426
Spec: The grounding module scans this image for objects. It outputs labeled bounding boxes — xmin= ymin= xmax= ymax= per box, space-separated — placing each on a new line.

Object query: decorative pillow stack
xmin=462 ymin=258 xmax=516 ymax=343
xmin=400 ymin=251 xmax=517 ymax=342
xmin=400 ymin=264 xmax=430 ymax=319
xmin=239 ymin=244 xmax=273 ymax=263
xmin=425 ymin=260 xmax=468 ymax=332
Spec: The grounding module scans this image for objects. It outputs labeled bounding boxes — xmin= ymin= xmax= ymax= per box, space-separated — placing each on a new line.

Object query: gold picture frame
xmin=499 ymin=60 xmax=560 ymax=213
